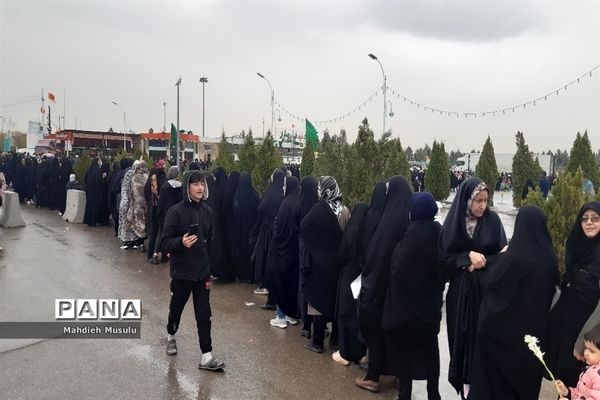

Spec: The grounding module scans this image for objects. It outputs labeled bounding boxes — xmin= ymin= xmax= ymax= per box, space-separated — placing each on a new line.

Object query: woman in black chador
xmin=83 ymin=158 xmax=106 ymax=226
xmin=231 ymin=173 xmax=259 ymax=282
xmin=221 ymin=171 xmax=241 ymax=281
xmin=296 ymin=176 xmax=320 ymax=336
xmin=250 ymin=169 xmax=285 ymax=298
xmin=208 ymin=167 xmax=231 ymax=280
xmin=547 ymin=201 xmax=600 ymax=387
xmin=265 ymin=175 xmax=301 ymax=323
xmin=356 ymin=176 xmax=412 ymax=393
xmin=469 ymin=205 xmax=559 ymax=400
xmin=300 ymin=176 xmax=347 ymax=352
xmin=382 ymin=192 xmax=445 ymax=400
xmin=334 ymin=202 xmax=368 ymax=365
xmin=438 ymin=177 xmax=507 ymax=398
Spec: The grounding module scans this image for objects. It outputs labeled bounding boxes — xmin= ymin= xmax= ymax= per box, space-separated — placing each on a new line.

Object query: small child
xmin=557 ymin=325 xmax=600 ymax=400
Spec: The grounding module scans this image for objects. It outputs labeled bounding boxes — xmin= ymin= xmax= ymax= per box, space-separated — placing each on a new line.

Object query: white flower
xmin=524 ymin=334 xmax=561 ymax=396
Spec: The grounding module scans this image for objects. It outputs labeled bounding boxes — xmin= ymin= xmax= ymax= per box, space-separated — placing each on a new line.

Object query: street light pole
xmin=199 ymin=77 xmax=208 ymax=138
xmin=111 ymin=101 xmax=127 ymax=150
xmin=175 ymin=77 xmax=182 ymax=167
xmin=163 ymin=102 xmax=166 ymax=132
xmin=369 ymin=53 xmax=387 ymax=137
xmin=257 ymin=72 xmax=274 ymax=138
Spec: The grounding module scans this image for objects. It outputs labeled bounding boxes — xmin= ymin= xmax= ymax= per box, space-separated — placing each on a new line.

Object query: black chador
xmin=438 ymin=177 xmax=507 ymax=396
xmin=358 ymin=176 xmax=412 ymax=384
xmin=359 ymin=181 xmax=387 ymax=269
xmin=382 ymin=192 xmax=445 ymax=400
xmin=83 ymin=158 xmax=106 ymax=226
xmin=547 ymin=201 xmax=600 ymax=387
xmin=265 ymin=176 xmax=301 ymax=317
xmin=231 ymin=173 xmax=260 ymax=282
xmin=208 ymin=167 xmax=231 ymax=280
xmin=222 ymin=171 xmax=241 ymax=281
xmin=335 ymin=202 xmax=368 ymax=363
xmin=299 ymin=194 xmax=343 ymax=320
xmin=469 ymin=205 xmax=559 ymax=400
xmin=250 ymin=169 xmax=285 ymax=287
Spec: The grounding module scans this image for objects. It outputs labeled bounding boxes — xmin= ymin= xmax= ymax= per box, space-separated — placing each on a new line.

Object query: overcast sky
xmin=1 ymin=0 xmax=599 ymax=153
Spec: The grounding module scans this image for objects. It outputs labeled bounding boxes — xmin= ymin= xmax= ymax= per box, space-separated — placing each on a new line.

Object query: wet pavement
xmin=0 ymin=200 xmax=555 ymax=399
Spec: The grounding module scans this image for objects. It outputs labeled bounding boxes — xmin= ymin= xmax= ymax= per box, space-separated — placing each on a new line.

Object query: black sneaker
xmin=198 ymin=357 xmax=225 ymax=371
xmin=166 ymin=339 xmax=177 ymax=355
xmin=304 ymin=343 xmax=324 ymax=353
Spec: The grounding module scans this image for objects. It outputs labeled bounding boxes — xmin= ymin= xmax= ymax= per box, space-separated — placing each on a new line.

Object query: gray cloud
xmin=365 ymin=0 xmax=542 ymax=42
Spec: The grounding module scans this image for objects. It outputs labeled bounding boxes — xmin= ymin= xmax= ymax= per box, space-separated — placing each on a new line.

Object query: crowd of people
xmin=2 ymin=150 xmax=600 ymax=399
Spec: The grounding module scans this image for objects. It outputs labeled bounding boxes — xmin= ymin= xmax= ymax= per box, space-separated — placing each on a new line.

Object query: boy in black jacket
xmin=161 ymin=170 xmax=225 ymax=371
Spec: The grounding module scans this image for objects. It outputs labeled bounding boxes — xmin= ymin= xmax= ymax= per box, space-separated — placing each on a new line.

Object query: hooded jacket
xmin=160 ymin=171 xmax=213 ymax=281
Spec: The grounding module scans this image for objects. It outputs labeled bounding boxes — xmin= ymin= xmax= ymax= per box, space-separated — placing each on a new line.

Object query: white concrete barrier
xmin=0 ymin=191 xmax=26 ymax=228
xmin=63 ymin=190 xmax=86 ymax=224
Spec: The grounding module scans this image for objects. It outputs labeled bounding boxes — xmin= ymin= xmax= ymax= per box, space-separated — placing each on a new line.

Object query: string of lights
xmin=388 ymin=64 xmax=599 ymax=118
xmin=274 ymin=89 xmax=381 ymax=126
xmin=271 ymin=64 xmax=599 ymax=126
xmin=1 ymin=96 xmax=39 ymax=108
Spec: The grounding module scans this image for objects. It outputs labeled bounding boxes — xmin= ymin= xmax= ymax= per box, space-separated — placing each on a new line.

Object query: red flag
xmin=48 ymin=92 xmax=56 ymax=102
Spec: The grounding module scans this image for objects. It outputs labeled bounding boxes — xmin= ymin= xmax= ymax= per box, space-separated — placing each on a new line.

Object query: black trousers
xmin=359 ymin=309 xmax=385 ymax=382
xmin=167 ymin=278 xmax=212 ymax=353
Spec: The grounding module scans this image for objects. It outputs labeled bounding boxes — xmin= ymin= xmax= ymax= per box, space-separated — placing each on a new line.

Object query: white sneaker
xmin=332 ymin=350 xmax=350 ymax=366
xmin=254 ymin=288 xmax=269 ymax=295
xmin=285 ymin=316 xmax=299 ymax=325
xmin=269 ymin=318 xmax=288 ymax=329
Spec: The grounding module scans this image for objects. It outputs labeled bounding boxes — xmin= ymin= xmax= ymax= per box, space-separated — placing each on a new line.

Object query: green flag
xmin=305 ymin=119 xmax=318 ymax=150
xmin=170 ymin=123 xmax=177 ymax=145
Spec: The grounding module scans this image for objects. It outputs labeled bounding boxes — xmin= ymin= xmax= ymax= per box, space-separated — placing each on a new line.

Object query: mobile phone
xmin=188 ymin=224 xmax=199 ymax=236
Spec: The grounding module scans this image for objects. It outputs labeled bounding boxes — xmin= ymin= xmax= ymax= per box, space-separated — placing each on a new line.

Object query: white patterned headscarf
xmin=465 ymin=181 xmax=488 ymax=238
xmin=318 ymin=176 xmax=343 ymax=216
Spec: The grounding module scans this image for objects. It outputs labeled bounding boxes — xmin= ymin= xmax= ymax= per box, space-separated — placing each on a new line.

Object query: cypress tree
xmin=512 ymin=131 xmax=541 ymax=207
xmin=252 ymin=132 xmax=282 ymax=195
xmin=237 ymin=132 xmax=257 ymax=174
xmin=74 ymin=152 xmax=91 ymax=183
xmin=347 ymin=118 xmax=378 ymax=205
xmin=567 ymin=130 xmax=599 ymax=191
xmin=213 ymin=132 xmax=236 ymax=173
xmin=300 ymin=137 xmax=315 ymax=177
xmin=379 ymin=137 xmax=410 ymax=180
xmin=425 ymin=140 xmax=450 ymax=201
xmin=475 ymin=136 xmax=499 ymax=206
xmin=544 ymin=169 xmax=585 ymax=274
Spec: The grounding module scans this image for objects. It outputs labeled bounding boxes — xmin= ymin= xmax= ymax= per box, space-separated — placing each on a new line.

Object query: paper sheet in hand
xmin=350 ymin=275 xmax=361 ymax=300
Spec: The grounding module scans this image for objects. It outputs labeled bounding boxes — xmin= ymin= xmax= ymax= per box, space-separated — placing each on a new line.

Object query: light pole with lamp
xmin=111 ymin=101 xmax=127 ymax=150
xmin=257 ymin=72 xmax=274 ymax=138
xmin=368 ymin=53 xmax=387 ymax=137
xmin=199 ymin=77 xmax=208 ymax=138
xmin=175 ymin=77 xmax=181 ymax=167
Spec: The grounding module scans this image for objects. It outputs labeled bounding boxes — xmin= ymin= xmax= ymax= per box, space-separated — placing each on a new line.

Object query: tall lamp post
xmin=163 ymin=102 xmax=167 ymax=132
xmin=368 ymin=53 xmax=387 ymax=136
xmin=199 ymin=77 xmax=208 ymax=138
xmin=111 ymin=101 xmax=127 ymax=150
xmin=175 ymin=77 xmax=181 ymax=167
xmin=257 ymin=72 xmax=274 ymax=138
